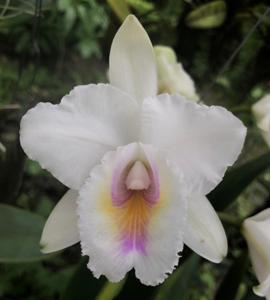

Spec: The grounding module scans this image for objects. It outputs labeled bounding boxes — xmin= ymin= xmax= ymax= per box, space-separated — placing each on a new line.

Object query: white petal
xmin=20 ymin=84 xmax=139 ymax=189
xmin=254 ymin=274 xmax=270 ymax=299
xmin=40 ymin=190 xmax=80 ymax=253
xmin=242 ymin=209 xmax=270 ymax=283
xmin=184 ymin=195 xmax=227 ymax=263
xmin=247 ymin=241 xmax=269 ymax=283
xmin=109 ymin=15 xmax=157 ymax=103
xmin=246 ymin=208 xmax=270 ymax=223
xmin=77 ymin=143 xmax=187 ymax=285
xmin=141 ymin=94 xmax=246 ymax=194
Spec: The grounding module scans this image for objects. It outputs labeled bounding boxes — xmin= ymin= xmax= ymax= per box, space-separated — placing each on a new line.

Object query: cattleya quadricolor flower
xmin=243 ymin=209 xmax=270 ymax=299
xmin=20 ymin=15 xmax=246 ymax=285
xmin=154 ymin=45 xmax=199 ymax=101
xmin=252 ymin=95 xmax=270 ymax=147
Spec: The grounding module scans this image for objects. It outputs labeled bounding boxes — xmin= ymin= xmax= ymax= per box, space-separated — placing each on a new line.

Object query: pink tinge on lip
xmin=121 ymin=227 xmax=148 ymax=255
xmin=142 ymin=156 xmax=160 ymax=204
xmin=110 ymin=153 xmax=160 ymax=255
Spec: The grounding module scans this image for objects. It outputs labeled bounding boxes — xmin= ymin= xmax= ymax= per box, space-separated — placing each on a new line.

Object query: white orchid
xmin=252 ymin=95 xmax=270 ymax=147
xmin=20 ymin=15 xmax=246 ymax=285
xmin=243 ymin=209 xmax=270 ymax=299
xmin=154 ymin=45 xmax=199 ymax=101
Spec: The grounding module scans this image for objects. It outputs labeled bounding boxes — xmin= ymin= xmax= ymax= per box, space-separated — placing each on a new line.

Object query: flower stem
xmin=230 ymin=105 xmax=251 ymax=114
xmin=218 ymin=212 xmax=242 ymax=228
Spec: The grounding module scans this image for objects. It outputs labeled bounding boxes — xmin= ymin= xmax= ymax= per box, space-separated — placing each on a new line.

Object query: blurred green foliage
xmin=0 ymin=0 xmax=270 ymax=299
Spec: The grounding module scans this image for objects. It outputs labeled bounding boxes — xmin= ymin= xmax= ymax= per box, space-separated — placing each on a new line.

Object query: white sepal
xmin=184 ymin=195 xmax=227 ymax=263
xmin=109 ymin=15 xmax=157 ymax=103
xmin=243 ymin=209 xmax=270 ymax=299
xmin=40 ymin=190 xmax=80 ymax=253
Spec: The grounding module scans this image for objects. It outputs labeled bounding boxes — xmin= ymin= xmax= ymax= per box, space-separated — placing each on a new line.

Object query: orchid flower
xmin=154 ymin=45 xmax=199 ymax=101
xmin=20 ymin=15 xmax=246 ymax=285
xmin=243 ymin=209 xmax=270 ymax=299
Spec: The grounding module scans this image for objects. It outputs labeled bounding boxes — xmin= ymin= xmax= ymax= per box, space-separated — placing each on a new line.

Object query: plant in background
xmin=20 ymin=15 xmax=246 ymax=285
xmin=57 ymin=0 xmax=109 ymax=58
xmin=1 ymin=1 xmax=270 ymax=299
xmin=185 ymin=0 xmax=227 ymax=29
xmin=0 ymin=0 xmax=108 ymax=58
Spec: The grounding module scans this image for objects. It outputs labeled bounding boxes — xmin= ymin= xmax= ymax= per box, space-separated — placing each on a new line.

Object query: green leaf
xmin=61 ymin=257 xmax=107 ymax=300
xmin=214 ymin=252 xmax=249 ymax=300
xmin=96 ymin=280 xmax=126 ymax=300
xmin=208 ymin=152 xmax=270 ymax=211
xmin=0 ymin=204 xmax=46 ymax=262
xmin=107 ymin=0 xmax=130 ymax=22
xmin=186 ymin=0 xmax=226 ymax=29
xmin=113 ymin=271 xmax=156 ymax=300
xmin=0 ymin=140 xmax=25 ymax=204
xmin=154 ymin=254 xmax=200 ymax=300
xmin=127 ymin=0 xmax=154 ymax=13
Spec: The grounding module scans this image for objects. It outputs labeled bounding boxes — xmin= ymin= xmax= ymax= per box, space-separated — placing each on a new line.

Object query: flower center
xmin=111 ymin=157 xmax=159 ymax=207
xmin=125 ymin=161 xmax=151 ymax=190
xmin=110 ymin=154 xmax=160 ymax=255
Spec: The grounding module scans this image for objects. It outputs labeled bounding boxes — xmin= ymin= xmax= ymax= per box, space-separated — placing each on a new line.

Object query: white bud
xmin=154 ymin=45 xmax=199 ymax=102
xmin=243 ymin=209 xmax=270 ymax=299
xmin=252 ymin=95 xmax=270 ymax=147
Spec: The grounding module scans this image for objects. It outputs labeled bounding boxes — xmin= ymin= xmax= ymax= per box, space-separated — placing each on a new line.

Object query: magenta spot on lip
xmin=121 ymin=233 xmax=147 ymax=255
